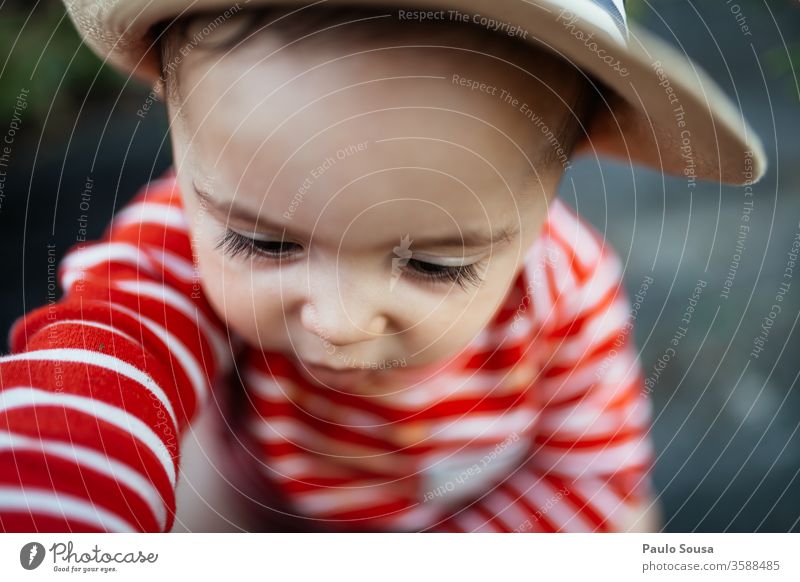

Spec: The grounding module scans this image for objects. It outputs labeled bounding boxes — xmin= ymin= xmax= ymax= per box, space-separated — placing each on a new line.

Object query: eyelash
xmin=214 ymin=228 xmax=485 ymax=290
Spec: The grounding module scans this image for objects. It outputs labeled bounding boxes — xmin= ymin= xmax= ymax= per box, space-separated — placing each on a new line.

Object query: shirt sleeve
xmin=0 ymin=171 xmax=233 ymax=532
xmin=431 ymin=205 xmax=658 ymax=532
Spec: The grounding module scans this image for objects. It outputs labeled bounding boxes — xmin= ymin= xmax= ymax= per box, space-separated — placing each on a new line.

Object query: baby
xmin=158 ymin=6 xmax=658 ymax=532
xmin=5 ymin=1 xmax=764 ymax=533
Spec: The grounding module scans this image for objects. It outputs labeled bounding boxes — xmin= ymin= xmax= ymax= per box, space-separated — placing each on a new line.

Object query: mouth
xmin=306 ymin=362 xmax=366 ymax=372
xmin=300 ymin=358 xmax=366 ymax=372
xmin=298 ymin=360 xmax=374 ymax=386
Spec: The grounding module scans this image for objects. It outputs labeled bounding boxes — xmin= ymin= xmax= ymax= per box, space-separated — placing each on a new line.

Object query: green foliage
xmin=626 ymin=0 xmax=799 ymax=101
xmin=0 ymin=2 xmax=122 ymax=130
xmin=625 ymin=0 xmax=649 ymax=23
xmin=762 ymin=42 xmax=800 ymax=102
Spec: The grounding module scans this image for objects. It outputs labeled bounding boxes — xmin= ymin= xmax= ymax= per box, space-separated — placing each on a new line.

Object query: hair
xmin=154 ymin=3 xmax=600 ymax=172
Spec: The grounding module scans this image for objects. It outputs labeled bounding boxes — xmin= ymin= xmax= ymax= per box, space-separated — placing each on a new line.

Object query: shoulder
xmin=57 ymin=167 xmax=193 ymax=292
xmin=520 ymin=198 xmax=625 ymax=331
xmin=541 ymin=198 xmax=621 ymax=281
xmin=107 ymin=167 xmax=186 ymax=233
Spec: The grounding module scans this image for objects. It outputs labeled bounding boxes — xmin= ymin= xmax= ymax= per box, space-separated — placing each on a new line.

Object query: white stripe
xmin=152 ymin=248 xmax=198 ymax=282
xmin=539 ymin=477 xmax=597 ymax=532
xmin=570 ymin=477 xmax=635 ymax=531
xmin=452 ymin=507 xmax=501 ymax=532
xmin=246 ymin=371 xmax=385 ymax=426
xmin=383 ymin=502 xmax=441 ymax=531
xmin=244 ymin=372 xmax=289 ymax=400
xmin=61 ymin=243 xmax=157 ymax=289
xmin=247 ymin=419 xmax=416 ymax=476
xmin=0 ymin=486 xmax=137 ymax=532
xmin=114 ymin=279 xmax=230 ymax=374
xmin=536 ymin=391 xmax=650 ymax=437
xmin=550 ymin=199 xmax=604 ymax=268
xmin=468 ymin=316 xmax=535 ymax=350
xmin=292 ymin=486 xmax=392 ymax=515
xmin=261 ymin=366 xmax=533 ymax=412
xmin=420 ymin=438 xmax=530 ymax=507
xmin=559 ymin=258 xmax=623 ymax=323
xmin=550 ymin=297 xmax=630 ymax=365
xmin=545 ymin=240 xmax=579 ymax=297
xmin=248 ymin=417 xmax=390 ymax=457
xmin=0 ymin=387 xmax=176 ymax=487
xmin=550 ymin=359 xmax=638 ymax=413
xmin=110 ymin=302 xmax=209 ymax=409
xmin=535 ymin=361 xmax=604 ymax=405
xmin=536 ymin=348 xmax=635 ymax=405
xmin=544 ymin=350 xmax=634 ymax=405
xmin=368 ymin=368 xmax=532 ymax=409
xmin=0 ymin=431 xmax=166 ymax=530
xmin=478 ymin=488 xmax=533 ymax=532
xmin=1 ymin=348 xmax=178 ymax=429
xmin=511 ymin=476 xmax=594 ymax=532
xmin=425 ymin=407 xmax=536 ymax=441
xmin=112 ymin=203 xmax=189 ymax=231
xmin=523 ymin=240 xmax=557 ymax=326
xmin=532 ymin=435 xmax=653 ymax=477
xmin=248 ymin=371 xmax=536 ymax=442
xmin=258 ymin=454 xmax=350 ymax=481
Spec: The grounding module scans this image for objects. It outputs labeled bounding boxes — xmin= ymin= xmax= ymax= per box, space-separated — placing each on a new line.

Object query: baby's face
xmin=166 ymin=24 xmax=574 ymax=390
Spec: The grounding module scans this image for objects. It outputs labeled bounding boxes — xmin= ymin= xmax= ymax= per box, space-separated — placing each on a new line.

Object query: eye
xmin=215 ymin=228 xmax=302 ymax=261
xmin=403 ymin=258 xmax=485 ymax=291
xmin=216 ymin=228 xmax=485 ymax=291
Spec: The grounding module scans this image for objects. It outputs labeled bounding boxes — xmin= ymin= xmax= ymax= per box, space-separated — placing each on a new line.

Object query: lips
xmin=303 ymin=361 xmax=364 ymax=372
xmin=300 ymin=361 xmax=373 ymax=386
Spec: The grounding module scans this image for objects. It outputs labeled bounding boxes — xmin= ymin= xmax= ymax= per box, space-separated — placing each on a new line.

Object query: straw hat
xmin=63 ymin=0 xmax=768 ymax=185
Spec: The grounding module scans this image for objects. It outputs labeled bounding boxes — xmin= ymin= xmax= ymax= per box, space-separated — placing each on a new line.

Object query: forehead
xmin=172 ymin=25 xmax=572 ymax=243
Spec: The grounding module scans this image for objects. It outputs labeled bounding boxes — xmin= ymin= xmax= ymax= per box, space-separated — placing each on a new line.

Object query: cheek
xmin=192 ymin=234 xmax=283 ymax=346
xmin=404 ymin=267 xmax=516 ymax=361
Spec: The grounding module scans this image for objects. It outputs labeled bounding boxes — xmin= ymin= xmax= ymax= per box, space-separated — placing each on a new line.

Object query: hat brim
xmin=64 ymin=0 xmax=768 ymax=185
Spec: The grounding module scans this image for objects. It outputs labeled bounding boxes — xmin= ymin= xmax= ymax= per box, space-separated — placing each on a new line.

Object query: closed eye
xmin=215 ymin=228 xmax=485 ymax=290
xmin=215 ymin=228 xmax=302 ymax=260
xmin=403 ymin=258 xmax=484 ymax=290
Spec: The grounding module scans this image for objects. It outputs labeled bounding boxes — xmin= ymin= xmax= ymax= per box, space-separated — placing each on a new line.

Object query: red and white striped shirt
xmin=0 ymin=169 xmax=655 ymax=532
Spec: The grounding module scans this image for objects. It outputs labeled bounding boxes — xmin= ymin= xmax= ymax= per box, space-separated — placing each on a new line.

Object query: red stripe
xmin=547 ymin=474 xmax=610 ymax=532
xmin=251 ymin=384 xmax=533 ymax=425
xmin=471 ymin=503 xmax=506 ymax=532
xmin=0 ymin=408 xmax=175 ymax=508
xmin=430 ymin=518 xmax=462 ymax=533
xmin=1 ymin=512 xmax=106 ymax=533
xmin=534 ymin=428 xmax=643 ymax=450
xmin=0 ymin=451 xmax=157 ymax=532
xmin=318 ymin=498 xmax=412 ymax=522
xmin=500 ymin=480 xmax=559 ymax=532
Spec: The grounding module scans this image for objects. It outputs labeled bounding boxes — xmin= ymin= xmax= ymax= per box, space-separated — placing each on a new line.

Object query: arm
xmin=432 ymin=206 xmax=660 ymax=532
xmin=0 ymin=172 xmax=232 ymax=532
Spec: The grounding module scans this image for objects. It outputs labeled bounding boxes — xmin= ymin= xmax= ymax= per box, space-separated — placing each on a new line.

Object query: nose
xmin=299 ymin=270 xmax=388 ymax=347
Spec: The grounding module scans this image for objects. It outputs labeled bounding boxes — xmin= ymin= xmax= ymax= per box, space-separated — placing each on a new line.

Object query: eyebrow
xmin=193 ymin=184 xmax=519 ymax=249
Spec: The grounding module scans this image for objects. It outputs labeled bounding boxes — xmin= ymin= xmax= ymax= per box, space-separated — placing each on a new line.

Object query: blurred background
xmin=0 ymin=0 xmax=798 ymax=531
